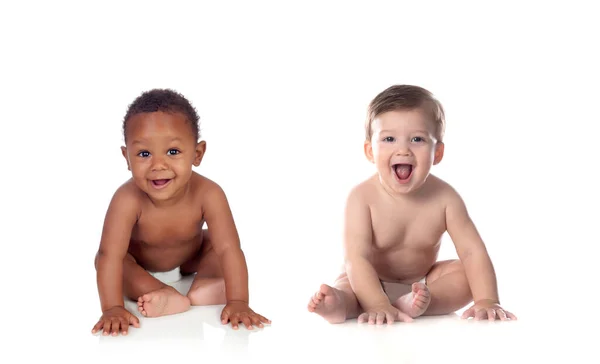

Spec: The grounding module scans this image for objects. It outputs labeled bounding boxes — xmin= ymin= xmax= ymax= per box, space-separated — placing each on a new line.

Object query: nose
xmin=151 ymin=155 xmax=168 ymax=171
xmin=395 ymin=141 xmax=411 ymax=156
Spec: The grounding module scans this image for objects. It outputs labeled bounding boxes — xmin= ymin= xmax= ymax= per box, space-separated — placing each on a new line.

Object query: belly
xmin=128 ymin=235 xmax=203 ymax=272
xmin=371 ymin=248 xmax=439 ymax=283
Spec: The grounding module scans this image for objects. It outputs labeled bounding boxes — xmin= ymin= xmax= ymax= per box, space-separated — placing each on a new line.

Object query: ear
xmin=433 ymin=142 xmax=445 ymax=165
xmin=364 ymin=140 xmax=374 ymax=163
xmin=121 ymin=146 xmax=131 ymax=171
xmin=193 ymin=140 xmax=207 ymax=167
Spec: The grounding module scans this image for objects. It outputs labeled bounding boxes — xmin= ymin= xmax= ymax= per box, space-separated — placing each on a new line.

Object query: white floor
xmin=70 ymin=276 xmax=590 ymax=364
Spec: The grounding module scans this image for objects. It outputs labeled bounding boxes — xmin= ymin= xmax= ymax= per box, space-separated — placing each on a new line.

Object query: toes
xmin=412 ymin=284 xmax=430 ymax=301
xmin=319 ymin=284 xmax=332 ymax=296
xmin=312 ymin=284 xmax=333 ymax=306
xmin=412 ymin=282 xmax=426 ymax=292
xmin=311 ymin=294 xmax=322 ymax=306
xmin=414 ymin=294 xmax=429 ymax=305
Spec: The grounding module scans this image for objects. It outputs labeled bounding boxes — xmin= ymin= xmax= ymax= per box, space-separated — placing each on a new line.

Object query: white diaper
xmin=148 ymin=267 xmax=182 ymax=284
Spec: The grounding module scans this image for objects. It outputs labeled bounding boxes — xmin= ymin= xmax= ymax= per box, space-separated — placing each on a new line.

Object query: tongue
xmin=395 ymin=165 xmax=412 ymax=180
xmin=154 ymin=179 xmax=169 ymax=185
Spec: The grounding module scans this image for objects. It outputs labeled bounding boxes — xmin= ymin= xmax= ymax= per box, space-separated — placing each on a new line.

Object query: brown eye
xmin=137 ymin=151 xmax=150 ymax=157
xmin=167 ymin=149 xmax=180 ymax=155
xmin=383 ymin=136 xmax=395 ymax=142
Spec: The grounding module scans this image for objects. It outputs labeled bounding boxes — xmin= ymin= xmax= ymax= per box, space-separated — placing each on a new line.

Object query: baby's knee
xmin=448 ymin=259 xmax=465 ymax=273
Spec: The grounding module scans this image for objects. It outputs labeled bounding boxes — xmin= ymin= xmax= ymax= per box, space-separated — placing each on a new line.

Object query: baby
xmin=308 ymin=85 xmax=516 ymax=324
xmin=91 ymin=89 xmax=270 ymax=336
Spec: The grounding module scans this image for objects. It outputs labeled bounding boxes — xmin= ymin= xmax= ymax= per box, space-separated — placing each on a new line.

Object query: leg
xmin=181 ymin=230 xmax=227 ymax=306
xmin=422 ymin=259 xmax=472 ymax=316
xmin=307 ymin=271 xmax=362 ymax=324
xmin=94 ymin=253 xmax=191 ymax=317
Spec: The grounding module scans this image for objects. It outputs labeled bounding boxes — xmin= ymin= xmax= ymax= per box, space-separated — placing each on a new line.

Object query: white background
xmin=2 ymin=1 xmax=599 ymax=362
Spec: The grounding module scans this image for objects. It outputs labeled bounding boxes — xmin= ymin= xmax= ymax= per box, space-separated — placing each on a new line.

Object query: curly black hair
xmin=123 ymin=89 xmax=200 ymax=142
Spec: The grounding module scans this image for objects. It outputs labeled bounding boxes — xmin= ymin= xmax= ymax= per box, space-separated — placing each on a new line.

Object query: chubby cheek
xmin=171 ymin=161 xmax=193 ymax=178
xmin=375 ymin=152 xmax=394 ymax=171
xmin=130 ymin=160 xmax=151 ymax=176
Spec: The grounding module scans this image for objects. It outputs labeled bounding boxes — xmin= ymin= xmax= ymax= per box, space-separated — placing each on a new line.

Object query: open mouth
xmin=393 ymin=164 xmax=413 ymax=183
xmin=150 ymin=179 xmax=172 ymax=189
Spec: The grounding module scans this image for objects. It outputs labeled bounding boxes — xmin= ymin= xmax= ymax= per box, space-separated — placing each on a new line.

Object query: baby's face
xmin=122 ymin=111 xmax=204 ymax=201
xmin=366 ymin=109 xmax=443 ymax=195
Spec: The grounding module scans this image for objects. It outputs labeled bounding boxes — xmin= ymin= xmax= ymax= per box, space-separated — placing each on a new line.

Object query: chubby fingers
xmin=91 ymin=320 xmax=104 ymax=335
xmin=395 ymin=309 xmax=414 ymax=323
xmin=240 ymin=314 xmax=254 ymax=330
xmin=102 ymin=318 xmax=114 ymax=336
xmin=461 ymin=307 xmax=475 ymax=319
xmin=221 ymin=310 xmax=231 ymax=326
xmin=250 ymin=314 xmax=269 ymax=328
xmin=495 ymin=309 xmax=507 ymax=321
xmin=474 ymin=309 xmax=488 ymax=321
xmin=129 ymin=314 xmax=141 ymax=328
xmin=257 ymin=314 xmax=271 ymax=325
xmin=111 ymin=318 xmax=123 ymax=336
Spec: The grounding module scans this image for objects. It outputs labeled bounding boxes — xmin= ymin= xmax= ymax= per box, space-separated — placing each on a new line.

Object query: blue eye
xmin=167 ymin=149 xmax=180 ymax=155
xmin=411 ymin=137 xmax=425 ymax=142
xmin=137 ymin=151 xmax=150 ymax=158
xmin=383 ymin=136 xmax=395 ymax=142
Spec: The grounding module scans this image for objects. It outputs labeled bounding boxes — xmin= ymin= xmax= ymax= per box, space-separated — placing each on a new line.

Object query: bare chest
xmin=370 ymin=202 xmax=446 ymax=251
xmin=132 ymin=207 xmax=204 ymax=247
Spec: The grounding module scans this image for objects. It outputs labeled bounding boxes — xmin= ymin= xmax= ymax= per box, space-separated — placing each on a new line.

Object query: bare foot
xmin=307 ymin=284 xmax=347 ymax=324
xmin=393 ymin=282 xmax=431 ymax=318
xmin=137 ymin=286 xmax=191 ymax=318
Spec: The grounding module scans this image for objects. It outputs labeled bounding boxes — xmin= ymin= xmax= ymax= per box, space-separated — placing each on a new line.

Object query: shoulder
xmin=191 ymin=172 xmax=225 ymax=196
xmin=425 ymin=175 xmax=469 ymax=218
xmin=112 ymin=179 xmax=144 ymax=208
xmin=345 ymin=174 xmax=380 ymax=210
xmin=424 ymin=174 xmax=462 ymax=201
xmin=347 ymin=175 xmax=373 ymax=200
xmin=105 ymin=179 xmax=143 ymax=220
xmin=190 ymin=172 xmax=229 ymax=207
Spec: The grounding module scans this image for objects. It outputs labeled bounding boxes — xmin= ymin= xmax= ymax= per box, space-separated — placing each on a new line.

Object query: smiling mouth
xmin=151 ymin=179 xmax=172 ymax=189
xmin=393 ymin=164 xmax=413 ymax=183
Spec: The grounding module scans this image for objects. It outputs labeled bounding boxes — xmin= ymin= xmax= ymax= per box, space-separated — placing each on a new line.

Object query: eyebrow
xmin=131 ymin=137 xmax=183 ymax=145
xmin=378 ymin=129 xmax=430 ymax=134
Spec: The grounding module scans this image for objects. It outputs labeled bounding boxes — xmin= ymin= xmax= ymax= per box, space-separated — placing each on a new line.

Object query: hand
xmin=92 ymin=306 xmax=140 ymax=336
xmin=220 ymin=300 xmax=271 ymax=330
xmin=461 ymin=299 xmax=517 ymax=321
xmin=358 ymin=304 xmax=414 ymax=325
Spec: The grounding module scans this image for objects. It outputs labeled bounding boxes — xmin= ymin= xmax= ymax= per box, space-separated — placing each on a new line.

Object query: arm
xmin=96 ymin=186 xmax=139 ymax=311
xmin=203 ymin=183 xmax=248 ymax=304
xmin=343 ymin=188 xmax=389 ymax=310
xmin=445 ymin=190 xmax=499 ymax=304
